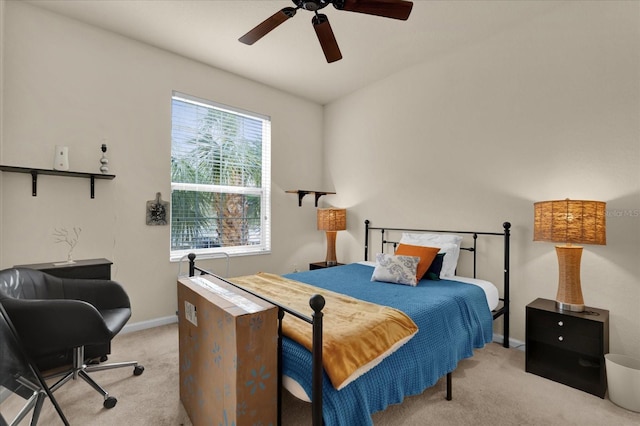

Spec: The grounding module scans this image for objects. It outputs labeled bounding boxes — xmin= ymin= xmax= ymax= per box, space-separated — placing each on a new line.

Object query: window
xmin=170 ymin=92 xmax=271 ymax=261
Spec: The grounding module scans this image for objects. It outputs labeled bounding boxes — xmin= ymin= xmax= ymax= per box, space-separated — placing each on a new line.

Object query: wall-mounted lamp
xmin=317 ymin=208 xmax=347 ymax=266
xmin=533 ymin=199 xmax=606 ymax=312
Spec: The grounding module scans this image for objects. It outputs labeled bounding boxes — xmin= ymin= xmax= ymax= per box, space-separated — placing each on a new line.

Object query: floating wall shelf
xmin=0 ymin=165 xmax=115 ymax=198
xmin=286 ymin=190 xmax=336 ymax=207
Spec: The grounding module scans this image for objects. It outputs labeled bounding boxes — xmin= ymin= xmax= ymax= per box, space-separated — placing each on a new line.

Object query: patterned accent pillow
xmin=371 ymin=253 xmax=420 ymax=286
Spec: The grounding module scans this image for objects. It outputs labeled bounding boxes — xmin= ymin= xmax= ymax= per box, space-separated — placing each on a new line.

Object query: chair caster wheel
xmin=100 ymin=355 xmax=108 ymax=362
xmin=134 ymin=365 xmax=145 ymax=376
xmin=104 ymin=396 xmax=117 ymax=409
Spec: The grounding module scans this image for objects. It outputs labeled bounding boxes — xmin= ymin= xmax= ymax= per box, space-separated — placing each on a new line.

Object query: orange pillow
xmin=395 ymin=244 xmax=440 ymax=281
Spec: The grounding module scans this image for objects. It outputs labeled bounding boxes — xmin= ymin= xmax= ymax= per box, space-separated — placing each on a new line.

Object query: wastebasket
xmin=605 ymin=353 xmax=640 ymax=412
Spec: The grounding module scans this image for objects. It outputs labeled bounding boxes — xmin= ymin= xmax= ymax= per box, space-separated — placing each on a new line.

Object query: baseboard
xmin=493 ymin=333 xmax=525 ymax=351
xmin=121 ymin=315 xmax=177 ymax=334
xmin=121 ymin=319 xmax=527 ymax=351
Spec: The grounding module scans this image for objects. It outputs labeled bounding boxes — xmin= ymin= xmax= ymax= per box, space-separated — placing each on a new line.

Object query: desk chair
xmin=0 ymin=268 xmax=144 ymax=409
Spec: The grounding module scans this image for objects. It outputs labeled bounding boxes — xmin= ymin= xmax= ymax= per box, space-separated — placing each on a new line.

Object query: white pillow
xmin=400 ymin=233 xmax=464 ymax=278
xmin=433 ymin=243 xmax=459 ymax=278
xmin=371 ymin=253 xmax=420 ymax=286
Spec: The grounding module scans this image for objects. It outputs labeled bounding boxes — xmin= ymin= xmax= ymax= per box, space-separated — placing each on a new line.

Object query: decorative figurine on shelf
xmin=53 ymin=145 xmax=70 ymax=171
xmin=100 ymin=143 xmax=109 ymax=174
xmin=53 ymin=227 xmax=82 ymax=264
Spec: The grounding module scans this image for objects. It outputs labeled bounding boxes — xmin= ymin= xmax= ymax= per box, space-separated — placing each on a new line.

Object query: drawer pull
xmin=558 ymin=336 xmax=564 ymax=341
xmin=558 ymin=321 xmax=564 ymax=326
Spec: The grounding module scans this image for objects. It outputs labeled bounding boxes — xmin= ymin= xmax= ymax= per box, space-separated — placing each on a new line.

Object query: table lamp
xmin=317 ymin=208 xmax=347 ymax=266
xmin=533 ymin=199 xmax=606 ymax=312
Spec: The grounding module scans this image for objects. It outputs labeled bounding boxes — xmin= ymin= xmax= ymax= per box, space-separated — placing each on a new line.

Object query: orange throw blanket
xmin=229 ymin=272 xmax=418 ymax=390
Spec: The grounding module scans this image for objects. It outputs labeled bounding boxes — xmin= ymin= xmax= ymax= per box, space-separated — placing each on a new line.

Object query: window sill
xmin=170 ymin=248 xmax=271 ymax=263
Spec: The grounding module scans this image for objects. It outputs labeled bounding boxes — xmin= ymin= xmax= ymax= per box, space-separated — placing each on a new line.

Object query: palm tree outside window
xmin=170 ymin=92 xmax=271 ymax=260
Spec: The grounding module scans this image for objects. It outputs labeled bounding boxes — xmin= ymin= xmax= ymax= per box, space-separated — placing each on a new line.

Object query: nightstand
xmin=526 ymin=298 xmax=609 ymax=398
xmin=309 ymin=261 xmax=344 ymax=270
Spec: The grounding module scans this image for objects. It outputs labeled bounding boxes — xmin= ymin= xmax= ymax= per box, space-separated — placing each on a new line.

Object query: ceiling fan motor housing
xmin=293 ymin=1 xmax=332 ymax=12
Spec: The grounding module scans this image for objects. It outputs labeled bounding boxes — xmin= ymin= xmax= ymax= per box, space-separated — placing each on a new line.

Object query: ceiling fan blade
xmin=335 ymin=0 xmax=413 ymax=21
xmin=312 ymin=14 xmax=342 ymax=63
xmin=239 ymin=7 xmax=297 ymax=45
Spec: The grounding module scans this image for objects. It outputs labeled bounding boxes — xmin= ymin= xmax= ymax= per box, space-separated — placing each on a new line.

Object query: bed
xmin=186 ymin=220 xmax=511 ymax=426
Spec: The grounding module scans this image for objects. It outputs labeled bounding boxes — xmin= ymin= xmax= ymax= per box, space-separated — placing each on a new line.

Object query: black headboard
xmin=364 ymin=220 xmax=511 ymax=348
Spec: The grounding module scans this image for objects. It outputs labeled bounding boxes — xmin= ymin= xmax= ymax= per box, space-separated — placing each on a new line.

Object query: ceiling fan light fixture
xmin=299 ymin=1 xmax=325 ymax=12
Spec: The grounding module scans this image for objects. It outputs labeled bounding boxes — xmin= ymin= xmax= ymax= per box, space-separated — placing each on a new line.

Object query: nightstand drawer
xmin=528 ymin=310 xmax=601 ymax=339
xmin=527 ymin=310 xmax=602 ymax=355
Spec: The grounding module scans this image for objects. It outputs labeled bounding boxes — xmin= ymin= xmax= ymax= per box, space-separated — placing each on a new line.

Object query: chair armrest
xmin=2 ymin=298 xmax=112 ymax=356
xmin=60 ymin=278 xmax=131 ymax=311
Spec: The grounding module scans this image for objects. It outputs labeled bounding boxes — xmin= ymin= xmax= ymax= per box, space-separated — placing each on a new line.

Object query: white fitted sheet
xmin=358 ymin=261 xmax=499 ymax=310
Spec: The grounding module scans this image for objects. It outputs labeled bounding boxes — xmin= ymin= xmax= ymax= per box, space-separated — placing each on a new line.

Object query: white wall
xmin=324 ymin=1 xmax=640 ymax=357
xmin=0 ymin=1 xmax=325 ymax=323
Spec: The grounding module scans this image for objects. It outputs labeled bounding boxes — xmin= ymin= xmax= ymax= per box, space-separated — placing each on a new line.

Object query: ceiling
xmin=26 ymin=0 xmax=565 ymax=105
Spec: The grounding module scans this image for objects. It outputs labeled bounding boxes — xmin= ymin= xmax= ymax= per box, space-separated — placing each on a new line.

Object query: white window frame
xmin=170 ymin=92 xmax=271 ymax=261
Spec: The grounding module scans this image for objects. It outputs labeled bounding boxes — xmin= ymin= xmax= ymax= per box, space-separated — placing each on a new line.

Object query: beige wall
xmin=323 ymin=1 xmax=640 ymax=357
xmin=0 ymin=1 xmax=325 ymax=324
xmin=1 ymin=1 xmax=639 ymax=359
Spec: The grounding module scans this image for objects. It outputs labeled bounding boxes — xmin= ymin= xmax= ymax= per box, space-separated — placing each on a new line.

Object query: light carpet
xmin=5 ymin=323 xmax=639 ymax=425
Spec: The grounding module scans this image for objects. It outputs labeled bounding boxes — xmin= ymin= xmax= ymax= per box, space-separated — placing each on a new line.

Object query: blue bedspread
xmin=282 ymin=263 xmax=493 ymax=426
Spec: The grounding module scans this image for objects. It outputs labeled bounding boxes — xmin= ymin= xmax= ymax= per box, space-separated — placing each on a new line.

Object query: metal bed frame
xmin=186 ymin=219 xmax=511 ymax=426
xmin=364 ymin=220 xmax=512 ymax=348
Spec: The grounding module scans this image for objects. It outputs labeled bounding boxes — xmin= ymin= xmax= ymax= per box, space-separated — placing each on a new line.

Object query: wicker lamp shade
xmin=317 ymin=208 xmax=347 ymax=266
xmin=317 ymin=208 xmax=347 ymax=232
xmin=533 ymin=199 xmax=606 ymax=245
xmin=533 ymin=199 xmax=606 ymax=312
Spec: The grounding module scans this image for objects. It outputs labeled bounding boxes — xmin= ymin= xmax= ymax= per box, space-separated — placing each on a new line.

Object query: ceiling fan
xmin=239 ymin=0 xmax=414 ymax=63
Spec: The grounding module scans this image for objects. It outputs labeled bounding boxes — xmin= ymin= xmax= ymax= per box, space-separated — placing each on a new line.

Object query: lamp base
xmin=556 ymin=300 xmax=585 ymax=312
xmin=324 ymin=231 xmax=338 ymax=266
xmin=555 ymin=245 xmax=585 ymax=313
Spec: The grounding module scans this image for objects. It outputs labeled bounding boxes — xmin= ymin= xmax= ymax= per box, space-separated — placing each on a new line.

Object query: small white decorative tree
xmin=53 ymin=227 xmax=82 ymax=264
